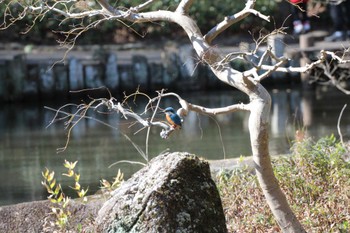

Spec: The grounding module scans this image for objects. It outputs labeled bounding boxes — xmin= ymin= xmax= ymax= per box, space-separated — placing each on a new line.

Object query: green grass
xmin=215 ymin=135 xmax=350 ymax=232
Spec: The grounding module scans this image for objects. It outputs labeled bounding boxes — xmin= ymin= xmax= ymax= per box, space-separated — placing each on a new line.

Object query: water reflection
xmin=1 ymin=87 xmax=350 ymax=206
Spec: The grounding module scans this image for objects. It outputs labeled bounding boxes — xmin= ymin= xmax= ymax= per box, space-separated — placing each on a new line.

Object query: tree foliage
xmin=0 ymin=0 xmax=277 ymax=44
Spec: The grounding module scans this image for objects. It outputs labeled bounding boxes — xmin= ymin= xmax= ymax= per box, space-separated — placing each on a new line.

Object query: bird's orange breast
xmin=166 ymin=114 xmax=175 ymax=125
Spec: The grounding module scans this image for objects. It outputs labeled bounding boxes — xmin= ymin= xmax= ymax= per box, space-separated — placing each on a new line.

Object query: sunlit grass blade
xmin=108 ymin=160 xmax=146 ymax=168
xmin=121 ymin=133 xmax=148 ymax=163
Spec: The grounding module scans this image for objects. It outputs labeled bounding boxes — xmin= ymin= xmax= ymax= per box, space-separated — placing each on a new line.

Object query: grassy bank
xmin=215 ymin=135 xmax=350 ymax=232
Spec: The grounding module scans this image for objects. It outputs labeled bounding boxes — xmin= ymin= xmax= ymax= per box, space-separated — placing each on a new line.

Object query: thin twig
xmin=145 ymin=89 xmax=164 ymax=160
xmin=337 ymin=104 xmax=347 ymax=146
xmin=208 ymin=115 xmax=226 ymax=160
xmin=108 ymin=160 xmax=146 ymax=168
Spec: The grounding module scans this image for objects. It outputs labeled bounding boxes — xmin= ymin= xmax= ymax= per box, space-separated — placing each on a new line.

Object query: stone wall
xmin=0 ymin=44 xmax=228 ymax=102
xmin=0 ymin=37 xmax=311 ymax=102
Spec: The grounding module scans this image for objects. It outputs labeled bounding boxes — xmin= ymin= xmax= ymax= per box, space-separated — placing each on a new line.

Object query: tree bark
xmin=3 ymin=0 xmax=307 ymax=231
xmin=248 ymin=85 xmax=306 ymax=232
xmin=172 ymin=13 xmax=306 ymax=233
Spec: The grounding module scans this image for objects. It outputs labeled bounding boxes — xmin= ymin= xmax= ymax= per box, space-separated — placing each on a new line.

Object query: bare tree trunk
xmin=248 ymin=85 xmax=306 ymax=232
xmin=3 ymin=0 xmax=309 ymax=231
xmin=173 ymin=12 xmax=306 ymax=232
xmin=208 ymin=65 xmax=306 ymax=232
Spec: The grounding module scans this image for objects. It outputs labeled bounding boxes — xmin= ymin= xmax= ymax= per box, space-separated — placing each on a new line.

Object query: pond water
xmin=1 ymin=86 xmax=350 ymax=206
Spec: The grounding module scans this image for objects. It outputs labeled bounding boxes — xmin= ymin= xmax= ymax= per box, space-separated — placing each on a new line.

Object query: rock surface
xmin=96 ymin=152 xmax=227 ymax=233
xmin=0 ymin=152 xmax=228 ymax=232
xmin=0 ymin=195 xmax=104 ymax=232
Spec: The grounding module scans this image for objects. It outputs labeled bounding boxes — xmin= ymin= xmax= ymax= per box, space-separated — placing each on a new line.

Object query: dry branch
xmin=4 ymin=0 xmax=350 ymax=231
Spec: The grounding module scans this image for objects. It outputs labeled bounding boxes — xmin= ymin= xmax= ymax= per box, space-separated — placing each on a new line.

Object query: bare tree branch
xmin=187 ymin=102 xmax=251 ymax=115
xmin=318 ymin=63 xmax=350 ymax=95
xmin=147 ymin=92 xmax=251 ymax=118
xmin=5 ymin=0 xmax=350 ymax=231
xmin=131 ymin=0 xmax=159 ymax=12
xmin=337 ymin=104 xmax=347 ymax=146
xmin=28 ymin=2 xmax=107 ymax=19
xmin=176 ymin=0 xmax=195 ymax=15
xmin=95 ymin=0 xmax=124 ymax=15
xmin=204 ymin=0 xmax=270 ymax=44
xmin=46 ymin=89 xmax=252 ymax=152
xmin=46 ymin=95 xmax=177 ymax=152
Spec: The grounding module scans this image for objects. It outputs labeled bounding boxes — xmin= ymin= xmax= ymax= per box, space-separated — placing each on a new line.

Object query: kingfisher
xmin=163 ymin=107 xmax=182 ymax=129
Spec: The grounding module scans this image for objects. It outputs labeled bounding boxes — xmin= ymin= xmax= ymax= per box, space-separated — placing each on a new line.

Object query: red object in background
xmin=290 ymin=0 xmax=308 ymax=4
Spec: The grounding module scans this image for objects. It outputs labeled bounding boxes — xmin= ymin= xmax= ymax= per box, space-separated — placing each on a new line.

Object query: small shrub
xmin=41 ymin=160 xmax=89 ymax=231
xmin=216 ymin=135 xmax=350 ymax=232
xmin=100 ymin=169 xmax=124 ymax=193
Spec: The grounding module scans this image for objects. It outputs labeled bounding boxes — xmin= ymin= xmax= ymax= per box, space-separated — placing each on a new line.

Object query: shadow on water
xmin=1 ymin=86 xmax=350 ymax=206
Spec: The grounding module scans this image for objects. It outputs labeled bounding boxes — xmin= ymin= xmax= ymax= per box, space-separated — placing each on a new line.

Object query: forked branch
xmin=204 ymin=0 xmax=270 ymax=44
xmin=47 ymin=91 xmax=251 ymax=152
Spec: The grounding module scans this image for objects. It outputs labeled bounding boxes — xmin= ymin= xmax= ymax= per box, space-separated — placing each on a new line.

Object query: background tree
xmin=0 ymin=0 xmax=277 ymax=43
xmin=1 ymin=0 xmax=349 ymax=232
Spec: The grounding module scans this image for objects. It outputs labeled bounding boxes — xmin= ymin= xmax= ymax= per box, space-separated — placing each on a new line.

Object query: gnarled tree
xmin=2 ymin=0 xmax=350 ymax=232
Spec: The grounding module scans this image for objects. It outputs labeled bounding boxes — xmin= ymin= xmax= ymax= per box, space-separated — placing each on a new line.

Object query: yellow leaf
xmin=54 ymin=184 xmax=61 ymax=195
xmin=100 ymin=179 xmax=111 ymax=188
xmin=41 ymin=182 xmax=50 ymax=193
xmin=57 ymin=192 xmax=64 ymax=203
xmin=116 ymin=169 xmax=124 ymax=180
xmin=63 ymin=197 xmax=70 ymax=208
xmin=74 ymin=182 xmax=81 ymax=191
xmin=46 ymin=186 xmax=54 ymax=194
xmin=64 ymin=160 xmax=78 ymax=170
xmin=112 ymin=169 xmax=124 ymax=188
xmin=70 ymin=161 xmax=78 ymax=169
xmin=63 ymin=159 xmax=70 ymax=169
xmin=42 ymin=168 xmax=49 ymax=178
xmin=62 ymin=169 xmax=74 ymax=177
xmin=50 ymin=199 xmax=57 ymax=204
xmin=47 ymin=171 xmax=55 ymax=182
xmin=78 ymin=188 xmax=88 ymax=198
xmin=74 ymin=173 xmax=80 ymax=182
xmin=49 ymin=179 xmax=56 ymax=189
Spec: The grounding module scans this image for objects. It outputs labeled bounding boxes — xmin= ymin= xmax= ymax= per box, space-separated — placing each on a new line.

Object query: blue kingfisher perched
xmin=163 ymin=107 xmax=182 ymax=129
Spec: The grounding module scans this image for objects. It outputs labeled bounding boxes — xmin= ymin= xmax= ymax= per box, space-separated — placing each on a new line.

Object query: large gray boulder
xmin=96 ymin=152 xmax=227 ymax=233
